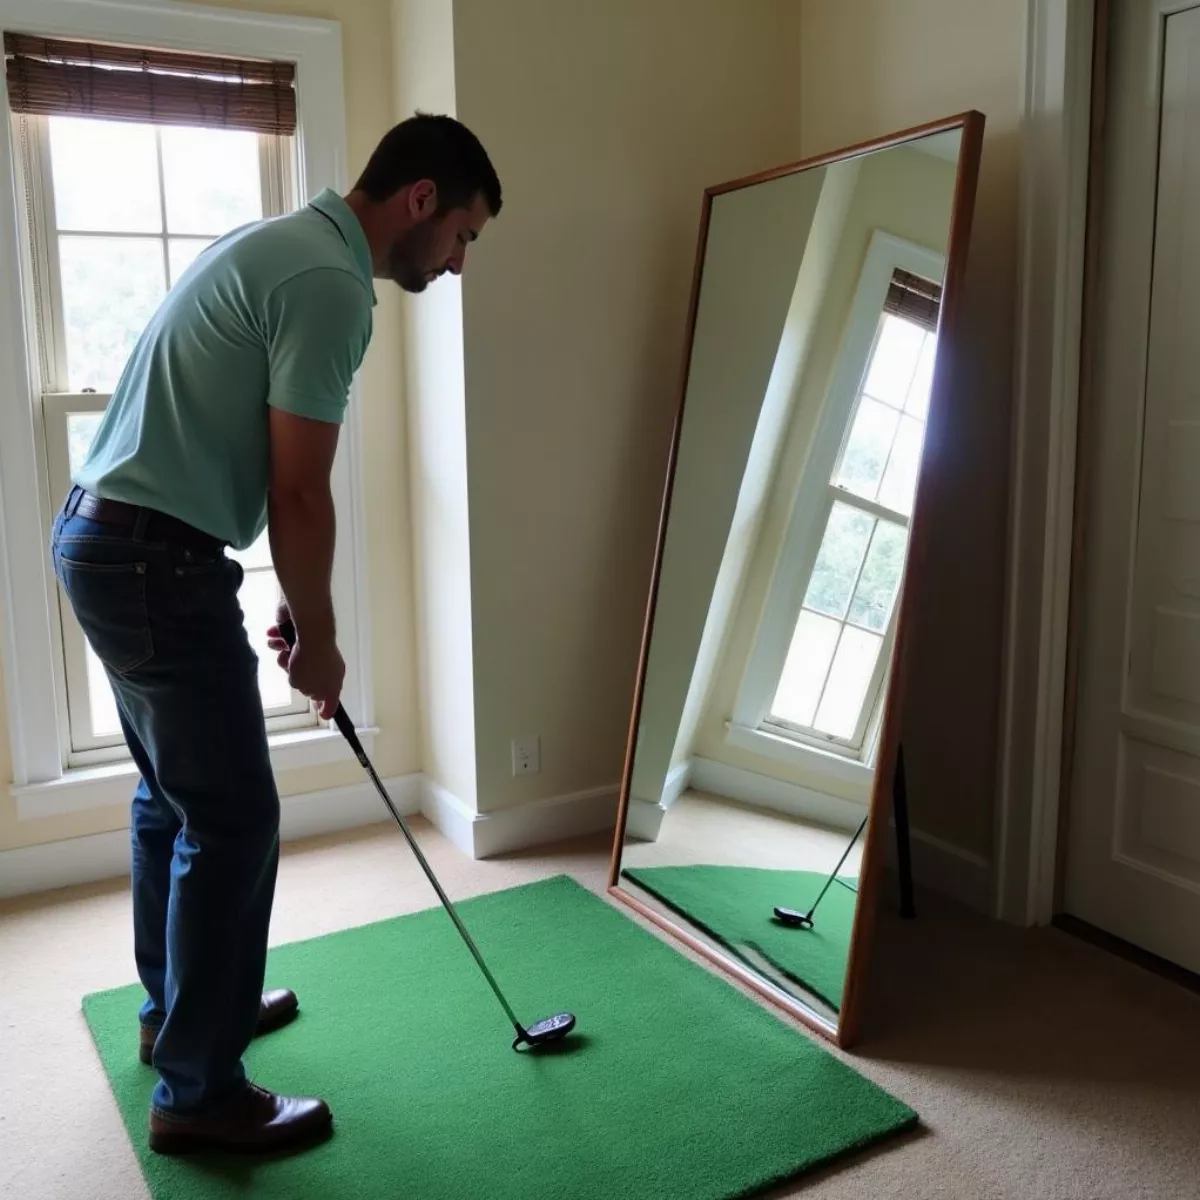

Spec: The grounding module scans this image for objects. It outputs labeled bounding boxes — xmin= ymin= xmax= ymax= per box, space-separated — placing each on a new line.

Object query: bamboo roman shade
xmin=3 ymin=33 xmax=296 ymax=136
xmin=883 ymin=268 xmax=941 ymax=334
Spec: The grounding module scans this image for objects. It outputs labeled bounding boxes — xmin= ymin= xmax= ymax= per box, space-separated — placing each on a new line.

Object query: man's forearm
xmin=268 ymin=487 xmax=336 ymax=643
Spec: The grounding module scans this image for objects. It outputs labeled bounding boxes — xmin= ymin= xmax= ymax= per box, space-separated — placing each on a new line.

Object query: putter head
xmin=513 ymin=1012 xmax=576 ymax=1051
xmin=773 ymin=906 xmax=814 ymax=930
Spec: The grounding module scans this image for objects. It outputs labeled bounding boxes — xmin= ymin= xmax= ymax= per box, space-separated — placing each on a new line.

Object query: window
xmin=730 ymin=231 xmax=944 ymax=769
xmin=767 ymin=308 xmax=935 ymax=753
xmin=8 ymin=34 xmax=311 ymax=764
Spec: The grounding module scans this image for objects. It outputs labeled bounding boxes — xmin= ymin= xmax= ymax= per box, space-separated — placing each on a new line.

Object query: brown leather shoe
xmin=148 ymin=1082 xmax=332 ymax=1156
xmin=139 ymin=988 xmax=299 ymax=1064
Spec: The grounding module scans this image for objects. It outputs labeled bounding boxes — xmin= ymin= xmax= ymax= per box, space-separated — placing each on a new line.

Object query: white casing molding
xmin=995 ymin=0 xmax=1095 ymax=925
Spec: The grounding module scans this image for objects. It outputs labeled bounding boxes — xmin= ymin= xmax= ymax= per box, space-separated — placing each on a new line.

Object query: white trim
xmin=11 ymin=726 xmax=380 ymax=820
xmin=995 ymin=0 xmax=1095 ymax=925
xmin=627 ymin=798 xmax=667 ymax=842
xmin=724 ymin=721 xmax=874 ymax=795
xmin=660 ymin=759 xmax=692 ymax=809
xmin=0 ymin=0 xmax=374 ymax=792
xmin=689 ymin=756 xmax=867 ymax=833
xmin=420 ymin=778 xmax=478 ymax=858
xmin=732 ymin=231 xmax=946 ymax=742
xmin=0 ymin=771 xmax=420 ymax=900
xmin=420 ymin=780 xmax=619 ymax=860
xmin=885 ymin=824 xmax=992 ymax=915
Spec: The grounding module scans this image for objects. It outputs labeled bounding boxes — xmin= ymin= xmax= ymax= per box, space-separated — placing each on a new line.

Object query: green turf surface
xmin=83 ymin=875 xmax=914 ymax=1200
xmin=623 ymin=865 xmax=857 ymax=1011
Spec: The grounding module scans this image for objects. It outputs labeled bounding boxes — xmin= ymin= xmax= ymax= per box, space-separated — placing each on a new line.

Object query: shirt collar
xmin=309 ymin=188 xmax=377 ymax=306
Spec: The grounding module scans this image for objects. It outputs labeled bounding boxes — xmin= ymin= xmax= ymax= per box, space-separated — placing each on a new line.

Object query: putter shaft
xmin=331 ymin=708 xmax=526 ymax=1034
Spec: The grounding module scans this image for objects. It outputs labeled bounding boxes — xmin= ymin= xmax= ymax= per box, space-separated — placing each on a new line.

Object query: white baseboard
xmin=0 ymin=775 xmax=421 ymax=901
xmin=660 ymin=760 xmax=692 ymax=809
xmin=419 ymin=778 xmax=479 ymax=858
xmin=627 ymin=797 xmax=666 ymax=841
xmin=418 ymin=780 xmax=618 ymax=859
xmin=886 ymin=823 xmax=992 ymax=914
xmin=1 ymin=772 xmax=621 ymax=898
xmin=690 ymin=756 xmax=867 ymax=833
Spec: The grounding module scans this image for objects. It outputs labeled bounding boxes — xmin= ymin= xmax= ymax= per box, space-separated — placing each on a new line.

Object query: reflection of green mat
xmin=83 ymin=876 xmax=912 ymax=1200
xmin=624 ymin=865 xmax=856 ymax=1011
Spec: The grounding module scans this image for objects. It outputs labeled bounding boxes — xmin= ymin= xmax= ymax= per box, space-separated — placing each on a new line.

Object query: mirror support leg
xmin=894 ymin=743 xmax=916 ymax=919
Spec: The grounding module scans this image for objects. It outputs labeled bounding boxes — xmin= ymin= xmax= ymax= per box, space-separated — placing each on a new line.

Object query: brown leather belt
xmin=72 ymin=490 xmax=226 ymax=554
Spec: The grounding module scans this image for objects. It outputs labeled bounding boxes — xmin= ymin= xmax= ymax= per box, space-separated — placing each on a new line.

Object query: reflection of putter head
xmin=773 ymin=906 xmax=814 ymax=930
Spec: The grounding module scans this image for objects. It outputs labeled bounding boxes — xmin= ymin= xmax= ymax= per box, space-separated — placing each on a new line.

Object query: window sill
xmin=724 ymin=723 xmax=873 ymax=800
xmin=11 ymin=725 xmax=378 ymax=822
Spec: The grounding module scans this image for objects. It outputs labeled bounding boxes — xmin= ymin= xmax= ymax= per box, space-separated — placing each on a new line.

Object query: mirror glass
xmin=609 ymin=124 xmax=973 ymax=1043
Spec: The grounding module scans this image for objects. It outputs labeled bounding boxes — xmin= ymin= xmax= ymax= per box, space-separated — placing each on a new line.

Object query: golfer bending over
xmin=51 ymin=113 xmax=500 ymax=1156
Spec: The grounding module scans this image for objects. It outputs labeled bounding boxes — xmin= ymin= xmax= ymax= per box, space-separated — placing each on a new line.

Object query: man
xmin=50 ymin=113 xmax=501 ymax=1156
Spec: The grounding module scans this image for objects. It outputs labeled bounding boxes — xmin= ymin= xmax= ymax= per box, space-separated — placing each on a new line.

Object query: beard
xmin=386 ymin=220 xmax=442 ymax=293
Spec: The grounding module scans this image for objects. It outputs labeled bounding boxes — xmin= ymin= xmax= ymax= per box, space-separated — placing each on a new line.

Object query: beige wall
xmin=0 ymin=0 xmax=420 ymax=852
xmin=393 ymin=0 xmax=478 ymax=808
xmin=692 ymin=145 xmax=958 ymax=801
xmin=629 ymin=167 xmax=829 ymax=807
xmin=799 ymin=0 xmax=1023 ymax=858
xmin=452 ymin=0 xmax=803 ymax=812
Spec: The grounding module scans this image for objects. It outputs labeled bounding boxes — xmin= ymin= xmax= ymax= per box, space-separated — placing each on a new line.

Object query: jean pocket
xmin=55 ymin=555 xmax=154 ymax=675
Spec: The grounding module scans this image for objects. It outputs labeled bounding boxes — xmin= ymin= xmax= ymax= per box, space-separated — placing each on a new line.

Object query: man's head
xmin=346 ymin=113 xmax=501 ymax=293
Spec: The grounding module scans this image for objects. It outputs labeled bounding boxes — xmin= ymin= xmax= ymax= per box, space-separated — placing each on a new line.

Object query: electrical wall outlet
xmin=511 ymin=735 xmax=540 ymax=777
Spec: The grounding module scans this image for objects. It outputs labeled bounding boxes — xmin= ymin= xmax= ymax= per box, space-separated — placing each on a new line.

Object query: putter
xmin=279 ymin=623 xmax=575 ymax=1051
xmin=773 ymin=816 xmax=867 ymax=930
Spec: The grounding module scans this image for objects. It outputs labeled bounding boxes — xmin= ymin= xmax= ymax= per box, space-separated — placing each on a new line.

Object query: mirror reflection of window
xmin=769 ymin=275 xmax=939 ymax=755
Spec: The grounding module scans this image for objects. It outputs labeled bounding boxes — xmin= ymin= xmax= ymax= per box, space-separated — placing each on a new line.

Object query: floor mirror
xmin=609 ymin=112 xmax=984 ymax=1048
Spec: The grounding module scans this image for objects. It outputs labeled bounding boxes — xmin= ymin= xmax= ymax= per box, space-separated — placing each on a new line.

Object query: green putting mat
xmin=623 ymin=865 xmax=857 ymax=1011
xmin=83 ymin=875 xmax=914 ymax=1200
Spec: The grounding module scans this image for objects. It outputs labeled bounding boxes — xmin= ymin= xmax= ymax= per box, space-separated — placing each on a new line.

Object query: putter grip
xmin=277 ymin=619 xmax=366 ymax=762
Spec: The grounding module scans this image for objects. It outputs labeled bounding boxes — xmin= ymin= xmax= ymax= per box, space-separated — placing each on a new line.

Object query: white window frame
xmin=0 ymin=0 xmax=376 ymax=818
xmin=23 ymin=116 xmax=315 ymax=763
xmin=728 ymin=230 xmax=945 ymax=781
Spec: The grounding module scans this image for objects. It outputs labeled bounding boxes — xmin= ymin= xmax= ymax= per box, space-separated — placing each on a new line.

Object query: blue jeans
xmin=51 ymin=490 xmax=280 ymax=1117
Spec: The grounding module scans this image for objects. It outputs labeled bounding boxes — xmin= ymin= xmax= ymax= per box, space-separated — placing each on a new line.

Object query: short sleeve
xmin=265 ymin=268 xmax=371 ymax=424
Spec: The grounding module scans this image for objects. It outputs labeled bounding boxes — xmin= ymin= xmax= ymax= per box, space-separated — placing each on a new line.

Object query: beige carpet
xmin=622 ymin=790 xmax=865 ymax=875
xmin=2 ymin=819 xmax=1199 ymax=1200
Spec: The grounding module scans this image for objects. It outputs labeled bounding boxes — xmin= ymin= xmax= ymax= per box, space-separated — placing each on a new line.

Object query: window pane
xmin=84 ymin=646 xmax=122 ymax=738
xmin=60 ymin=236 xmax=166 ymax=392
xmin=49 ymin=117 xmax=161 ymax=233
xmin=861 ymin=314 xmax=923 ymax=409
xmin=771 ymin=610 xmax=840 ymax=729
xmin=848 ymin=521 xmax=908 ymax=632
xmin=240 ymin=569 xmax=294 ymax=711
xmin=906 ymin=333 xmax=938 ymax=419
xmin=803 ymin=503 xmax=874 ymax=619
xmin=229 ymin=530 xmax=273 ymax=572
xmin=876 ymin=415 xmax=926 ymax=517
xmin=813 ymin=626 xmax=883 ymax=739
xmin=161 ymin=126 xmax=262 ymax=235
xmin=168 ymin=238 xmax=213 ymax=287
xmin=835 ymin=398 xmax=898 ymax=501
xmin=67 ymin=411 xmax=104 ymax=475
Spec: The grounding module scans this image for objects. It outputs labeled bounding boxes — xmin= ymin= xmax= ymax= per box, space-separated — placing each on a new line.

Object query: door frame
xmin=994 ymin=0 xmax=1100 ymax=925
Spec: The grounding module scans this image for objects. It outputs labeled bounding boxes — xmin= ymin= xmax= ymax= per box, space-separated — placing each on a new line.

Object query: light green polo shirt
xmin=74 ymin=189 xmax=376 ymax=550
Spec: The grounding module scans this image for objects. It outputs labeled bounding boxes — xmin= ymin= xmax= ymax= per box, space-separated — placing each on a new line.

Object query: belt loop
xmin=132 ymin=507 xmax=150 ymax=542
xmin=65 ymin=486 xmax=82 ymax=518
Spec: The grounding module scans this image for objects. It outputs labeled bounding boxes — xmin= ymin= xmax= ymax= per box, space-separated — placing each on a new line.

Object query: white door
xmin=1065 ymin=0 xmax=1200 ymax=971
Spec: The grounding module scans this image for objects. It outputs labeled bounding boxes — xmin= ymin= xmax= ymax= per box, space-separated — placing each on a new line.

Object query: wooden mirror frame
xmin=608 ymin=111 xmax=985 ymax=1050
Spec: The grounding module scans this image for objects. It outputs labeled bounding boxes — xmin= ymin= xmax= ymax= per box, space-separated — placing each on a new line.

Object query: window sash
xmin=730 ymin=231 xmax=946 ymax=768
xmin=19 ymin=115 xmax=312 ymax=765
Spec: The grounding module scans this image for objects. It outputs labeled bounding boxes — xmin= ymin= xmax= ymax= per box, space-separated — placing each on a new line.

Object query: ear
xmin=408 ymin=179 xmax=438 ymax=219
